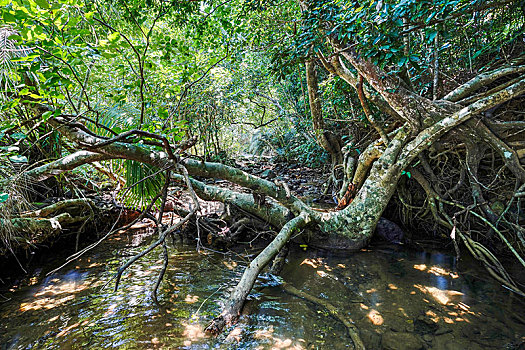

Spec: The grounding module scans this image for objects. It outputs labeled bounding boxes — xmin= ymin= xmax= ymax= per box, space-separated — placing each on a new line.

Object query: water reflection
xmin=0 ymin=234 xmax=524 ymax=349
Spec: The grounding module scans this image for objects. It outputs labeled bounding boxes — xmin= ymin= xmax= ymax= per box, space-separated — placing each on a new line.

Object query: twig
xmin=152 ymin=241 xmax=169 ymax=303
xmin=281 ymin=282 xmax=365 ymax=350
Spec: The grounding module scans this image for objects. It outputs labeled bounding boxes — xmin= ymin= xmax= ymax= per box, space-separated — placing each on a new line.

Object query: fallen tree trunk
xmin=205 ymin=213 xmax=310 ymax=333
xmin=2 ymin=198 xmax=97 ymax=253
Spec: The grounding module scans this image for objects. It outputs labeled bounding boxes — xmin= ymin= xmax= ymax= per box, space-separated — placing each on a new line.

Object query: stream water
xmin=1 ymin=229 xmax=524 ymax=349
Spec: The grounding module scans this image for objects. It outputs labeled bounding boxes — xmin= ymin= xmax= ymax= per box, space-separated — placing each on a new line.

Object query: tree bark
xmin=305 ymin=57 xmax=343 ymax=165
xmin=206 ymin=214 xmax=310 ymax=333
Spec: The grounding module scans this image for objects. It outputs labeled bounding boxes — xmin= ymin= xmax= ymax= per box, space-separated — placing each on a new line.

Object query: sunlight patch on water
xmin=397 ymin=307 xmax=409 ymax=318
xmin=413 ymin=284 xmax=464 ymax=305
xmin=19 ymin=274 xmax=97 ymax=312
xmin=413 ymin=264 xmax=427 ymax=271
xmin=223 ymin=260 xmax=238 ymax=270
xmin=300 ymin=258 xmax=322 ymax=268
xmin=367 ymin=309 xmax=384 ymax=325
xmin=414 ymin=263 xmax=460 ymax=281
xmin=182 ymin=321 xmax=207 ymax=346
xmin=253 ymin=325 xmax=306 ymax=349
xmin=225 ymin=326 xmax=243 ymax=342
xmin=316 ymin=270 xmax=328 ymax=277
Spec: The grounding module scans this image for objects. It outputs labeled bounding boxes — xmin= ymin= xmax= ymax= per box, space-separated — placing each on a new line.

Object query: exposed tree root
xmin=410 ymin=167 xmax=525 ymax=296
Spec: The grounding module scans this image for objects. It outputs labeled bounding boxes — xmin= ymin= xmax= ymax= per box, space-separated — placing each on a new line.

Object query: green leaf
xmin=42 ymin=111 xmax=53 ymax=121
xmin=9 ymin=155 xmax=28 ymax=163
xmin=27 ymin=93 xmax=42 ymax=99
xmin=428 ymin=30 xmax=438 ymax=42
xmin=35 ymin=0 xmax=50 ymax=9
xmin=3 ymin=12 xmax=16 ymax=23
xmin=397 ymin=56 xmax=408 ymax=67
xmin=158 ymin=107 xmax=168 ymax=119
xmin=108 ymin=32 xmax=121 ymax=43
xmin=11 ymin=132 xmax=26 ymax=140
xmin=0 ymin=193 xmax=8 ymax=203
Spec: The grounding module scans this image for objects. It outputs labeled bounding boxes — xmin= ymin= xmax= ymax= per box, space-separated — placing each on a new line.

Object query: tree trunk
xmin=305 ymin=57 xmax=343 ymax=165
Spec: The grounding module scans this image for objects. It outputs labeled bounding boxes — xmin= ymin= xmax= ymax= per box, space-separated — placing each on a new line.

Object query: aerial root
xmin=409 ymin=166 xmax=525 ymax=296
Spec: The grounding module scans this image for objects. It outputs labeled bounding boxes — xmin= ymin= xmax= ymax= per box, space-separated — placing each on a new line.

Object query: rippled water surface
xmin=1 ymin=230 xmax=524 ymax=349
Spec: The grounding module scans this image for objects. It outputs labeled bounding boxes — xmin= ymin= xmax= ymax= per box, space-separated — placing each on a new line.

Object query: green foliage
xmin=2 ymin=0 xmax=520 ymax=205
xmin=0 ymin=193 xmax=8 ymax=203
xmin=87 ymin=103 xmax=141 ymax=136
xmin=121 ymin=159 xmax=165 ymax=211
xmin=280 ymin=137 xmax=329 ymax=167
xmin=296 ymin=0 xmax=523 ymax=63
xmin=266 ymin=125 xmax=330 ymax=168
xmin=275 ymin=0 xmax=525 ymax=100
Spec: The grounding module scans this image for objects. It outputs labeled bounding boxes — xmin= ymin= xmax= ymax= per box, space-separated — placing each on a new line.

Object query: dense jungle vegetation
xmin=1 ymin=0 xmax=525 ymax=345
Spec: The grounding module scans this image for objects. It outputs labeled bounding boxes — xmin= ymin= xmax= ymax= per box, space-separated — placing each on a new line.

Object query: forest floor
xmin=220 ymin=154 xmax=334 ymax=204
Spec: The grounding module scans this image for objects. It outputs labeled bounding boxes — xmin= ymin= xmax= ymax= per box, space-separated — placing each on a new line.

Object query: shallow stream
xmin=1 ymin=229 xmax=524 ymax=349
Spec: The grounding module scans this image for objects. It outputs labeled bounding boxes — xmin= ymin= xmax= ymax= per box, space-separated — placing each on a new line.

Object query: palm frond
xmin=86 ymin=102 xmax=140 ymax=137
xmin=0 ymin=26 xmax=34 ymax=100
xmin=0 ymin=152 xmax=33 ymax=254
xmin=118 ymin=159 xmax=165 ymax=211
xmin=86 ymin=103 xmax=159 ymax=204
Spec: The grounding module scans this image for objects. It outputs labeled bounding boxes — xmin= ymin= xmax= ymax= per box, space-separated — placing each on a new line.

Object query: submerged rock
xmin=375 ymin=218 xmax=405 ymax=244
xmin=360 ymin=329 xmax=381 ymax=349
xmin=434 ymin=326 xmax=452 ymax=336
xmin=381 ymin=331 xmax=423 ymax=350
xmin=423 ymin=334 xmax=434 ymax=342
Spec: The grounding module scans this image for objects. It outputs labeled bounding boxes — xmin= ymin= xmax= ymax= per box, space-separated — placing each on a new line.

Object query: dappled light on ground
xmin=1 ymin=234 xmax=524 ymax=349
xmin=184 ymin=294 xmax=199 ymax=304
